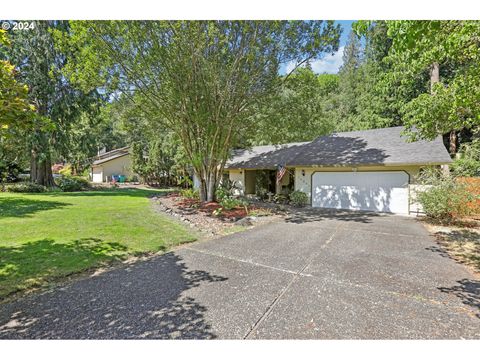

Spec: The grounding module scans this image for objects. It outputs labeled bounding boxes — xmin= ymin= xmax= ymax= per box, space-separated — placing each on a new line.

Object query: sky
xmin=279 ymin=20 xmax=354 ymax=75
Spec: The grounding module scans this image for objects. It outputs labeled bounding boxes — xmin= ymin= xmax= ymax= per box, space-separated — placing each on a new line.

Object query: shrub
xmin=5 ymin=182 xmax=47 ymax=193
xmin=58 ymin=164 xmax=72 ymax=176
xmin=289 ymin=190 xmax=308 ymax=207
xmin=56 ymin=176 xmax=90 ymax=192
xmin=215 ymin=186 xmax=229 ymax=201
xmin=220 ymin=197 xmax=247 ymax=210
xmin=180 ymin=188 xmax=199 ymax=200
xmin=451 ymin=157 xmax=480 ymax=177
xmin=273 ymin=193 xmax=289 ymax=204
xmin=255 ymin=186 xmax=268 ymax=200
xmin=416 ymin=171 xmax=478 ymax=221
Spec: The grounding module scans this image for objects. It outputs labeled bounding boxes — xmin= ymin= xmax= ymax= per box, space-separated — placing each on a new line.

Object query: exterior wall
xmin=294 ymin=165 xmax=423 ymax=212
xmin=229 ymin=169 xmax=245 ymax=196
xmin=91 ymin=166 xmax=103 ymax=183
xmin=94 ymin=154 xmax=133 ymax=183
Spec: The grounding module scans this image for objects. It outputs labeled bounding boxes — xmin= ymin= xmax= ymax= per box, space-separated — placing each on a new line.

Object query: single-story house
xmin=222 ymin=126 xmax=452 ymax=215
xmin=91 ymin=147 xmax=134 ymax=183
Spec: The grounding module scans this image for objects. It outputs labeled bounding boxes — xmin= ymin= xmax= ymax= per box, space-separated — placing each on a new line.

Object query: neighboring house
xmin=222 ymin=127 xmax=452 ymax=215
xmin=91 ymin=147 xmax=134 ymax=183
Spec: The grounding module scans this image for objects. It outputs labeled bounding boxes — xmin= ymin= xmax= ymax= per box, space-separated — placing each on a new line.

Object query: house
xmin=91 ymin=147 xmax=134 ymax=183
xmin=223 ymin=126 xmax=452 ymax=215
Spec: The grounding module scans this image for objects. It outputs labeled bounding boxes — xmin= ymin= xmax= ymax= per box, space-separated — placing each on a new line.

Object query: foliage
xmin=357 ymin=21 xmax=480 ymax=142
xmin=0 ymin=161 xmax=23 ymax=184
xmin=255 ymin=187 xmax=269 ymax=200
xmin=451 ymin=158 xmax=480 ymax=177
xmin=215 ymin=178 xmax=239 ymax=201
xmin=58 ymin=20 xmax=341 ymax=201
xmin=289 ymin=190 xmax=308 ymax=207
xmin=0 ymin=30 xmax=35 ymax=133
xmin=56 ymin=175 xmax=90 ymax=192
xmin=0 ymin=189 xmax=195 ymax=298
xmin=251 ymin=68 xmax=337 ymax=144
xmin=416 ymin=170 xmax=477 ymax=221
xmin=273 ymin=193 xmax=289 ymax=204
xmin=219 ymin=197 xmax=248 ymax=211
xmin=5 ymin=182 xmax=47 ymax=193
xmin=451 ymin=136 xmax=480 ymax=177
xmin=179 ymin=188 xmax=199 ymax=200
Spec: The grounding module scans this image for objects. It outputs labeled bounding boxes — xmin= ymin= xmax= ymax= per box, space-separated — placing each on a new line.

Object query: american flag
xmin=276 ymin=164 xmax=287 ymax=185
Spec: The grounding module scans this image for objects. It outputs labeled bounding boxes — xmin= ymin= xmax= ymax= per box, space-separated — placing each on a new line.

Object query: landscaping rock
xmin=235 ymin=217 xmax=253 ymax=226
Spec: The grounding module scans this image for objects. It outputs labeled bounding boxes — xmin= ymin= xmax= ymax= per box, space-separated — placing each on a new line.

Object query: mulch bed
xmin=152 ymin=193 xmax=282 ymax=238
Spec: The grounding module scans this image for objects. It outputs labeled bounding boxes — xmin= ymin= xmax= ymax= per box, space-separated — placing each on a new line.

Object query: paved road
xmin=0 ymin=209 xmax=479 ymax=339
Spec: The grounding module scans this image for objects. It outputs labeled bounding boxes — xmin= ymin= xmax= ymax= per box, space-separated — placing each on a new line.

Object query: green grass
xmin=0 ymin=188 xmax=196 ymax=299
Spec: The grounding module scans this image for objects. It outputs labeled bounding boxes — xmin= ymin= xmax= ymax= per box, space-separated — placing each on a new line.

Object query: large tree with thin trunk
xmin=57 ymin=21 xmax=341 ymax=201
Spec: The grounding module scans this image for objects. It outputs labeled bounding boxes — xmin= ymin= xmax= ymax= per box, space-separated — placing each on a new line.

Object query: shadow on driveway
xmin=0 ymin=252 xmax=227 ymax=339
xmin=439 ymin=279 xmax=480 ymax=319
xmin=284 ymin=207 xmax=382 ymax=224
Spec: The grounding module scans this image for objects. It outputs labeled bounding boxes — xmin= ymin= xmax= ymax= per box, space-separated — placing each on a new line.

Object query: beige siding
xmin=92 ymin=166 xmax=103 ymax=183
xmin=93 ymin=154 xmax=133 ymax=183
xmin=229 ymin=169 xmax=245 ymax=196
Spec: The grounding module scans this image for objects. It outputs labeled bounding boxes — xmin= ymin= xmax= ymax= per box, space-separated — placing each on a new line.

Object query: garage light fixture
xmin=301 ymin=169 xmax=305 ymax=176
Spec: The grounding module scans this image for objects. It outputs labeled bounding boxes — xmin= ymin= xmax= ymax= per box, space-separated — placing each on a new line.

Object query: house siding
xmin=229 ymin=169 xmax=245 ymax=196
xmin=92 ymin=154 xmax=133 ymax=183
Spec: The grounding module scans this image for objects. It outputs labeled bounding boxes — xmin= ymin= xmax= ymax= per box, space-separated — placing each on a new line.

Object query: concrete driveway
xmin=0 ymin=209 xmax=479 ymax=339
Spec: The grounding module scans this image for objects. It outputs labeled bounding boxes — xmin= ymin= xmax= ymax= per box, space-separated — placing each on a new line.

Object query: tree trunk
xmin=195 ymin=167 xmax=218 ymax=202
xmin=30 ymin=149 xmax=55 ymax=187
xmin=449 ymin=130 xmax=457 ymax=155
xmin=430 ymin=62 xmax=440 ymax=92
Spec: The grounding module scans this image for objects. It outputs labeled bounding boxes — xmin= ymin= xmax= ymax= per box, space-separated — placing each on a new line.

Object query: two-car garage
xmin=311 ymin=171 xmax=410 ymax=215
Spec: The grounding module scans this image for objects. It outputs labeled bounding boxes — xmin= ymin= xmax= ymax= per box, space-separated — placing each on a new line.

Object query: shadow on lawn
xmin=0 ymin=197 xmax=70 ymax=219
xmin=0 ymin=252 xmax=227 ymax=339
xmin=0 ymin=238 xmax=129 ymax=300
xmin=42 ymin=188 xmax=167 ymax=198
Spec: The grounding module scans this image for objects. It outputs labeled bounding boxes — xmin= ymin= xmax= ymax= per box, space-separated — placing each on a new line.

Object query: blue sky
xmin=280 ymin=20 xmax=354 ymax=75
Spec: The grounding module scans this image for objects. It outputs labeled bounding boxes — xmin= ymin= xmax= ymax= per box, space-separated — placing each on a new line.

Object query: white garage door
xmin=312 ymin=171 xmax=409 ymax=214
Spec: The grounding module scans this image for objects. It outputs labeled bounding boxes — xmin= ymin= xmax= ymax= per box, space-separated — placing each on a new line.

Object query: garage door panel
xmin=312 ymin=172 xmax=409 ymax=214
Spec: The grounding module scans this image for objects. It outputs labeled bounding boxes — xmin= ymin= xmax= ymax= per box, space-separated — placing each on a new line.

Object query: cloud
xmin=282 ymin=46 xmax=345 ymax=75
xmin=310 ymin=46 xmax=344 ymax=74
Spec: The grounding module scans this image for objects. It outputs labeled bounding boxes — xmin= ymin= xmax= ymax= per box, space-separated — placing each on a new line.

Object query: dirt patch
xmin=424 ymin=222 xmax=480 ymax=273
xmin=151 ymin=193 xmax=284 ymax=238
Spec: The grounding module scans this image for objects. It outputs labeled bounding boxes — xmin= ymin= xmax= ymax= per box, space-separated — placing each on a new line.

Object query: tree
xmin=251 ymin=68 xmax=338 ymax=145
xmin=58 ymin=21 xmax=341 ymax=201
xmin=359 ymin=21 xmax=480 ymax=150
xmin=0 ymin=30 xmax=35 ymax=133
xmin=6 ymin=21 xmax=101 ymax=186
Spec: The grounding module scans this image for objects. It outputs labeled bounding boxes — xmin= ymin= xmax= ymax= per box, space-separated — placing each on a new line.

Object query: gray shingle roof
xmin=225 ymin=127 xmax=452 ymax=169
xmin=92 ymin=147 xmax=130 ymax=166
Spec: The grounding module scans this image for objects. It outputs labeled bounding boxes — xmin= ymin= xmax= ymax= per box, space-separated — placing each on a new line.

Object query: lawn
xmin=0 ymin=188 xmax=196 ymax=299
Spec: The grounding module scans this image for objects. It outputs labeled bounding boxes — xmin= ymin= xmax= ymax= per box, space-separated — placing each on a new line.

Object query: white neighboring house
xmin=216 ymin=126 xmax=452 ymax=216
xmin=91 ymin=147 xmax=134 ymax=183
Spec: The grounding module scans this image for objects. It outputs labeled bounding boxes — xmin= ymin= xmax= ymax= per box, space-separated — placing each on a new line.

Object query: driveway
xmin=0 ymin=209 xmax=479 ymax=339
